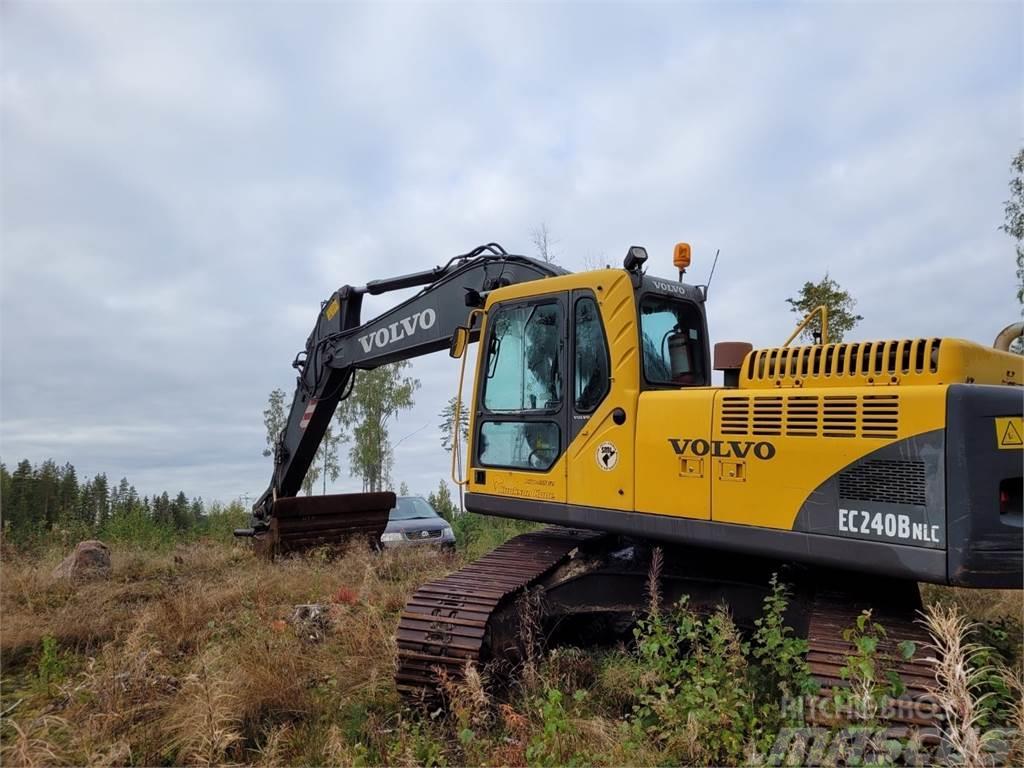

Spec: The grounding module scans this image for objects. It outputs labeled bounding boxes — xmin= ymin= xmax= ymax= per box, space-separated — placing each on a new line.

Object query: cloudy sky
xmin=2 ymin=1 xmax=1021 ymax=505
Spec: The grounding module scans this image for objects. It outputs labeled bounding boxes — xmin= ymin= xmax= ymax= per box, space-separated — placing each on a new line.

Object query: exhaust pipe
xmin=994 ymin=322 xmax=1024 ymax=351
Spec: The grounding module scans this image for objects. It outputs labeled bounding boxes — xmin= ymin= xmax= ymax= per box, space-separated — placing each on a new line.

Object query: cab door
xmin=468 ymin=293 xmax=569 ymax=504
xmin=565 ymin=286 xmax=637 ymax=511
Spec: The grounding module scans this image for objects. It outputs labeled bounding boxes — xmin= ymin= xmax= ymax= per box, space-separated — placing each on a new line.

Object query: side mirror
xmin=449 ymin=326 xmax=469 ymax=359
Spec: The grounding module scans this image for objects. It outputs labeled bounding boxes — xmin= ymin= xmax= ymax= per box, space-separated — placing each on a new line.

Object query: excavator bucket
xmin=252 ymin=492 xmax=395 ymax=559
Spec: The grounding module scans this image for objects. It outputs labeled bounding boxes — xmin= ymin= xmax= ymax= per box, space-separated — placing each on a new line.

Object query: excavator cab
xmin=458 ymin=258 xmax=712 ymax=518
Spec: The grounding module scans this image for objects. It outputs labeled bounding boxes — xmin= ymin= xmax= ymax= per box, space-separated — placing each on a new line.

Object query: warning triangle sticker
xmin=1001 ymin=420 xmax=1023 ymax=447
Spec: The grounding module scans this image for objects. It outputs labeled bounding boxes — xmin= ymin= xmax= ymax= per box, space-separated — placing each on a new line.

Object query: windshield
xmin=483 ymin=301 xmax=562 ymax=412
xmin=389 ymin=497 xmax=439 ymax=521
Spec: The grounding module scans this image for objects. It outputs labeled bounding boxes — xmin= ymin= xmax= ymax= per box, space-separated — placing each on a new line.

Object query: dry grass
xmin=2 ymin=537 xmax=1021 ymax=767
xmin=0 ymin=539 xmax=454 ymax=766
xmin=922 ymin=585 xmax=1023 ymax=625
xmin=922 ymin=604 xmax=992 ymax=765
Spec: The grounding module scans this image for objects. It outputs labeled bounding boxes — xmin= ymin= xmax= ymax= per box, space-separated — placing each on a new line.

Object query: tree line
xmin=0 ymin=458 xmax=243 ymax=549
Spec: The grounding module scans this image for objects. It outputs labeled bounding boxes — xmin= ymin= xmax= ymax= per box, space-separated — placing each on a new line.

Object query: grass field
xmin=1 ymin=517 xmax=1021 ymax=767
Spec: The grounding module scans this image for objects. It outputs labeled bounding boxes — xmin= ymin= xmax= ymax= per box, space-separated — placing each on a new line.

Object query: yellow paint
xmin=565 ymin=274 xmax=640 ymax=511
xmin=996 ymin=417 xmax=1024 ymax=450
xmin=708 ymin=385 xmax=946 ymax=529
xmin=467 ymin=271 xmax=636 ymax=505
xmin=635 ymin=390 xmax=715 ymax=519
xmin=324 ymin=297 xmax=340 ymax=321
xmin=461 ymin=267 xmax=1020 ymax=537
xmin=741 ymin=337 xmax=1023 ymax=389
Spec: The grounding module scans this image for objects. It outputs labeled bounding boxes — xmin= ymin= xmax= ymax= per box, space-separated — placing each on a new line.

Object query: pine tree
xmin=171 ymin=491 xmax=191 ymax=530
xmin=0 ymin=463 xmax=11 ymax=521
xmin=427 ymin=480 xmax=459 ymax=523
xmin=8 ymin=460 xmax=34 ymax=533
xmin=153 ymin=492 xmax=172 ymax=527
xmin=439 ymin=397 xmax=469 ymax=453
xmin=58 ymin=463 xmax=79 ymax=524
xmin=112 ymin=477 xmax=131 ymax=519
xmin=35 ymin=460 xmax=61 ymax=528
xmin=1002 ymin=147 xmax=1024 ymax=307
xmin=92 ymin=473 xmax=110 ymax=528
xmin=77 ymin=480 xmax=95 ymax=528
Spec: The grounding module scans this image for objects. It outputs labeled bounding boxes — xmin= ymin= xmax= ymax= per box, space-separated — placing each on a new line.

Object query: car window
xmin=389 ymin=497 xmax=438 ymax=521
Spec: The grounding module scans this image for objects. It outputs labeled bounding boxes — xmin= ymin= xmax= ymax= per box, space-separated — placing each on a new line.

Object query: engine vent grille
xmin=745 ymin=338 xmax=942 ymax=383
xmin=838 ymin=459 xmax=927 ymax=507
xmin=720 ymin=394 xmax=899 ymax=439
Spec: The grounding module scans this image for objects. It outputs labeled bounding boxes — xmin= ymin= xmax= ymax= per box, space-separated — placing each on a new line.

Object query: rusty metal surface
xmin=713 ymin=341 xmax=753 ymax=371
xmin=257 ymin=492 xmax=394 ymax=558
xmin=805 ymin=588 xmax=941 ymax=730
xmin=395 ymin=526 xmax=605 ymax=700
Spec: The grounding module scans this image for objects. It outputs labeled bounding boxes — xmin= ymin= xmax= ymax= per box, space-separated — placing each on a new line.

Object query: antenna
xmin=701 ymin=249 xmax=720 ymax=300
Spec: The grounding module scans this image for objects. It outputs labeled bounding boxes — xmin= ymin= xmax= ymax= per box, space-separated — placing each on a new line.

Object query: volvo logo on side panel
xmin=667 ymin=438 xmax=776 ymax=460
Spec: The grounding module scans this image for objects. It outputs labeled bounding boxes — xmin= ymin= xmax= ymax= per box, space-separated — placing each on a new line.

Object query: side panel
xmin=709 ymin=385 xmax=948 ymax=532
xmin=566 ymin=275 xmax=641 ymax=511
xmin=464 ymin=492 xmax=948 ymax=583
xmin=946 ymin=384 xmax=1023 ymax=588
xmin=634 ymin=390 xmax=715 ymax=519
xmin=473 ymin=460 xmax=568 ymax=505
xmin=793 ymin=430 xmax=946 ymax=549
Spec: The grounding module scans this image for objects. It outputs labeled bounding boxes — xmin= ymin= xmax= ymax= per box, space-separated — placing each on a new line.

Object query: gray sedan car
xmin=380 ymin=496 xmax=456 ymax=549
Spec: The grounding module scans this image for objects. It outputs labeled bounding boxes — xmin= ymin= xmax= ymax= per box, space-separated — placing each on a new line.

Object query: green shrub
xmin=35 ymin=634 xmax=69 ymax=693
xmin=196 ymin=501 xmax=250 ymax=542
xmin=525 ymin=686 xmax=590 ymax=767
xmin=631 ymin=600 xmax=755 ymax=764
xmin=101 ymin=508 xmax=178 ymax=550
xmin=751 ymin=576 xmax=814 ymax=693
xmin=450 ymin=512 xmax=539 ymax=560
xmin=628 ymin=576 xmax=816 ymax=764
xmin=967 ymin=617 xmax=1022 ymax=730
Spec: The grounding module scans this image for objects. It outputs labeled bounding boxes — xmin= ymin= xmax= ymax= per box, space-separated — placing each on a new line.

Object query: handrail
xmin=783 ymin=305 xmax=830 ymax=347
xmin=451 ymin=309 xmax=484 ymax=488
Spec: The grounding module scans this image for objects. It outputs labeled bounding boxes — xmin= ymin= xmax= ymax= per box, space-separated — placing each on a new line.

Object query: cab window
xmin=478 ymin=422 xmax=560 ymax=470
xmin=574 ymin=297 xmax=609 ymax=411
xmin=640 ymin=296 xmax=706 ymax=386
xmin=482 ymin=302 xmax=562 ymax=411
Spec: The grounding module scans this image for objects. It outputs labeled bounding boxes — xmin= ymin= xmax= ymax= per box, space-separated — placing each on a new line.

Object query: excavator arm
xmin=242 ymin=244 xmax=564 ymax=551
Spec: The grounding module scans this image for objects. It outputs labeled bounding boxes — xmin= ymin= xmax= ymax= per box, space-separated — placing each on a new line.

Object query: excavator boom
xmin=239 ymin=244 xmax=563 ymax=554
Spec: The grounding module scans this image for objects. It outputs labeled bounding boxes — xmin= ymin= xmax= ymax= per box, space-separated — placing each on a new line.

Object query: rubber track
xmin=395 ymin=527 xmax=604 ymax=700
xmin=806 ymin=589 xmax=940 ymax=730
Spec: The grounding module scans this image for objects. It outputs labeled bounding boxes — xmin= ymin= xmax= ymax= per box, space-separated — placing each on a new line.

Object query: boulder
xmin=53 ymin=540 xmax=112 ymax=581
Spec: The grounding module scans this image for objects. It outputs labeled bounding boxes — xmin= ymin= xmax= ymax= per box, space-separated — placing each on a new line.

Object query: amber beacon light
xmin=673 ymin=241 xmax=692 ymax=276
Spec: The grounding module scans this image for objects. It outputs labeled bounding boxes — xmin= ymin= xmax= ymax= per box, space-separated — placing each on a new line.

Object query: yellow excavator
xmin=238 ymin=242 xmax=1022 ymax=719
